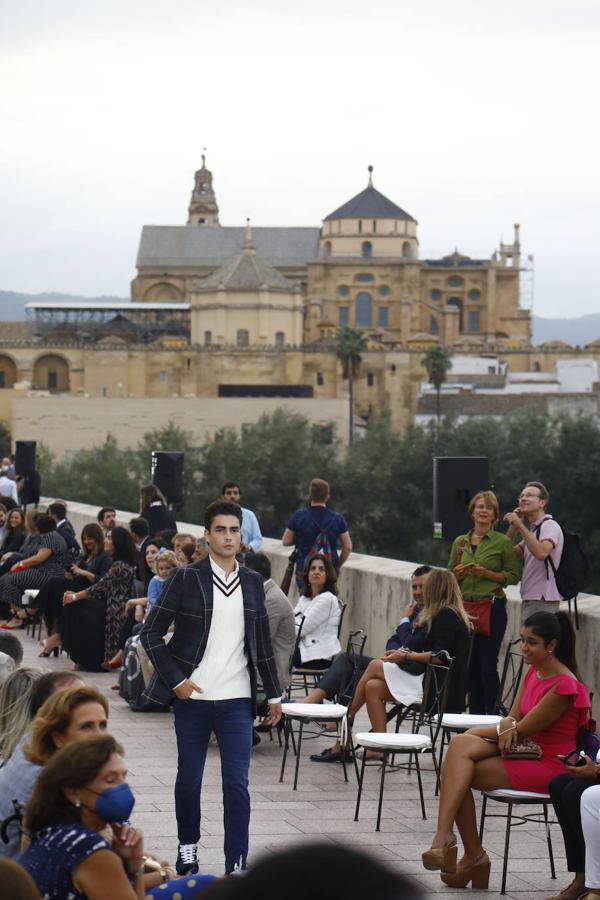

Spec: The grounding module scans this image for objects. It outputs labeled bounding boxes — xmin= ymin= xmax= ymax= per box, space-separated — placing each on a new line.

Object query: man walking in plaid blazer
xmin=140 ymin=500 xmax=282 ymax=876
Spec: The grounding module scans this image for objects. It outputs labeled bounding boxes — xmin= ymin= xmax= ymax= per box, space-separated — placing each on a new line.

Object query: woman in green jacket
xmin=448 ymin=490 xmax=521 ymax=714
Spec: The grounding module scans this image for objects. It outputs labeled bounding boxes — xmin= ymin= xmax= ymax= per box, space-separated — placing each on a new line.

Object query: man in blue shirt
xmin=222 ymin=482 xmax=263 ymax=552
xmin=282 ymin=478 xmax=352 ymax=588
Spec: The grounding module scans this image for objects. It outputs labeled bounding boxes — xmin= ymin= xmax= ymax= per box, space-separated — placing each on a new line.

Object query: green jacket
xmin=448 ymin=528 xmax=521 ymax=601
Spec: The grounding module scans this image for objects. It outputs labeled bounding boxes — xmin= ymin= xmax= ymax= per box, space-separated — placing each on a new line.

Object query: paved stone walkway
xmin=21 ymin=631 xmax=565 ymax=898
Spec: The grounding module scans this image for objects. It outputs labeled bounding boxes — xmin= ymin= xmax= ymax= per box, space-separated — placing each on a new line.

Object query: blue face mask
xmin=92 ymin=783 xmax=135 ymax=823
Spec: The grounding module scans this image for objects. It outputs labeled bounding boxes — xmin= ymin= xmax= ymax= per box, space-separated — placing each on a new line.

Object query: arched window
xmin=275 ymin=331 xmax=285 ymax=348
xmin=236 ymin=329 xmax=249 ymax=348
xmin=204 ymin=330 xmax=212 ymax=346
xmin=468 ymin=311 xmax=480 ymax=332
xmin=429 ymin=316 xmax=439 ymax=334
xmin=356 ymin=292 xmax=372 ymax=327
xmin=361 ymin=241 xmax=373 ymax=259
xmin=402 ymin=241 xmax=412 ymax=259
xmin=33 ymin=354 xmax=70 ymax=392
xmin=0 ymin=355 xmax=17 ymax=389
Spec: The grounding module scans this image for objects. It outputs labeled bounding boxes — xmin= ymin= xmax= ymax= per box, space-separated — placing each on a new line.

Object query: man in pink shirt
xmin=504 ymin=481 xmax=564 ymax=621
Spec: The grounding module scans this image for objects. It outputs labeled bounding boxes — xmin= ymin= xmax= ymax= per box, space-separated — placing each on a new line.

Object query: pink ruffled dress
xmin=502 ymin=667 xmax=590 ymax=793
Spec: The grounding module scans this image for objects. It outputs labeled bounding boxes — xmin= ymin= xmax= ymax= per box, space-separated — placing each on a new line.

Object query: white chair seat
xmin=355 ymin=731 xmax=431 ymax=752
xmin=441 ymin=714 xmax=501 ymax=729
xmin=483 ymin=788 xmax=550 ymax=801
xmin=281 ymin=702 xmax=348 ymax=719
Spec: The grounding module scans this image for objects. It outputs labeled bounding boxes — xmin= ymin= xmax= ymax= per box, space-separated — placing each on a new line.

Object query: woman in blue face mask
xmin=20 ymin=735 xmax=217 ymax=900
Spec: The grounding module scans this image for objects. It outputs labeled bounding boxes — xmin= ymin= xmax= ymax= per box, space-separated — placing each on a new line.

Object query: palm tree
xmin=421 ymin=345 xmax=452 ymax=423
xmin=336 ymin=326 xmax=368 ymax=445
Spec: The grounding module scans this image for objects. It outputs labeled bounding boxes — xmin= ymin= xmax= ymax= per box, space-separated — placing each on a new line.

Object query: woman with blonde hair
xmin=0 ymin=668 xmax=42 ymax=764
xmin=377 ymin=568 xmax=472 ymax=716
xmin=320 ymin=569 xmax=472 ymax=763
xmin=448 ymin=489 xmax=521 ymax=713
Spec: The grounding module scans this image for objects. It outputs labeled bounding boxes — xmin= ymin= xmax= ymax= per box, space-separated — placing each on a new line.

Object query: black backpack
xmin=535 ymin=517 xmax=590 ymax=601
xmin=118 ymin=636 xmax=170 ymax=713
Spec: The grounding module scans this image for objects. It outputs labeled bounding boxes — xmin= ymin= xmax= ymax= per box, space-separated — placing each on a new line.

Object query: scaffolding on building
xmin=25 ymin=302 xmax=191 ymax=344
xmin=519 ymin=253 xmax=535 ymax=311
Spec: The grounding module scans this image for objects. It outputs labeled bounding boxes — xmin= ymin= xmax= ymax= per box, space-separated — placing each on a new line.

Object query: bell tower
xmin=187 ymin=153 xmax=219 ymax=225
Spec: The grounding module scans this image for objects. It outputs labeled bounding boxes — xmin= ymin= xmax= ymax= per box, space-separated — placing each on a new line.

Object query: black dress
xmin=0 ymin=529 xmax=26 ymax=555
xmin=62 ymin=560 xmax=135 ymax=671
xmin=141 ymin=504 xmax=177 ymax=537
xmin=36 ymin=551 xmax=113 ymax=633
xmin=424 ymin=607 xmax=471 ymax=713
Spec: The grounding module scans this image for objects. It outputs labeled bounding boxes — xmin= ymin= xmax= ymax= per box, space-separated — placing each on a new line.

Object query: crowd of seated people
xmin=0 ymin=476 xmax=594 ymax=898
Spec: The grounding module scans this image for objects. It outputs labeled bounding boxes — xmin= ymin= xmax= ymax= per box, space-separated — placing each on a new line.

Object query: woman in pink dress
xmin=421 ymin=610 xmax=590 ymax=889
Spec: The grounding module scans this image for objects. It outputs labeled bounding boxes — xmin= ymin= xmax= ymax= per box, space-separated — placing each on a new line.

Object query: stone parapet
xmin=55 ymin=497 xmax=599 ymax=712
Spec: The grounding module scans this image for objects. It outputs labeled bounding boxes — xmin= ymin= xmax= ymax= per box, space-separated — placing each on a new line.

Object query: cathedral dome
xmin=324 ymin=167 xmax=415 ymax=222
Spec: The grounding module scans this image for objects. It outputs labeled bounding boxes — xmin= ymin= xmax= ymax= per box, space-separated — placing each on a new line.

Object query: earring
xmin=74 ymin=799 xmax=81 ymax=808
xmin=547 ymin=649 xmax=553 ymax=656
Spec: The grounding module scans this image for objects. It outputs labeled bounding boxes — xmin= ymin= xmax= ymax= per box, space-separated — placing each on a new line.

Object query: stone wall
xmin=57 ymin=497 xmax=600 ymax=712
xmin=15 ymin=395 xmax=349 ymax=455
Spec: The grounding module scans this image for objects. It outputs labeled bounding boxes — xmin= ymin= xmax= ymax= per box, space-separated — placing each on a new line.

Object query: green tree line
xmin=17 ymin=406 xmax=600 ymax=592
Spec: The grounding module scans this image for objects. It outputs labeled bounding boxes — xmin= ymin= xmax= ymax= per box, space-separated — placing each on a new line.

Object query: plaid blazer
xmin=139 ymin=556 xmax=281 ymax=711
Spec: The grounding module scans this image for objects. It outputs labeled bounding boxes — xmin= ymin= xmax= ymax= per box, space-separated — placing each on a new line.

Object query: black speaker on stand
xmin=433 ymin=456 xmax=490 ymax=542
xmin=151 ymin=451 xmax=184 ymax=508
xmin=15 ymin=441 xmax=36 ymax=477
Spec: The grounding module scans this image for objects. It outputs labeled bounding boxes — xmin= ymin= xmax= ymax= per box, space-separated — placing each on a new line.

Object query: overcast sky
xmin=1 ymin=0 xmax=599 ymax=317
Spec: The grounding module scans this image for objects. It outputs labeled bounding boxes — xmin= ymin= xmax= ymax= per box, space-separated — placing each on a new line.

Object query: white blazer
xmin=294 ymin=591 xmax=342 ymax=663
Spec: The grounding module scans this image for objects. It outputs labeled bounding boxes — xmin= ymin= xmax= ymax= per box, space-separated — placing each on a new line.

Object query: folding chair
xmin=354 ymin=653 xmax=454 ymax=830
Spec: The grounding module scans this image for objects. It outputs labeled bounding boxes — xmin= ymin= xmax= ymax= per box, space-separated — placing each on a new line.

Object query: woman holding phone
xmin=448 ymin=490 xmax=521 ymax=714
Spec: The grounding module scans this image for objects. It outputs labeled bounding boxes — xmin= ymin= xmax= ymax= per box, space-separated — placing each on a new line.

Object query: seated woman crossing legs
xmin=423 ymin=611 xmax=590 ymax=890
xmin=309 ymin=568 xmax=470 ymax=763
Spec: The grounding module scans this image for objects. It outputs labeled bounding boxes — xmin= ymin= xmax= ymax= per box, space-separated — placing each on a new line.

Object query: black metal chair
xmin=479 ymin=788 xmax=556 ymax=895
xmin=354 ymin=653 xmax=454 ymax=830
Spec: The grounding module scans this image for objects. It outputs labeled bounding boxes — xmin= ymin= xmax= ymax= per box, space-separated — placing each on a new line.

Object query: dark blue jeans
xmin=173 ymin=697 xmax=253 ymax=873
xmin=468 ymin=599 xmax=508 ymax=714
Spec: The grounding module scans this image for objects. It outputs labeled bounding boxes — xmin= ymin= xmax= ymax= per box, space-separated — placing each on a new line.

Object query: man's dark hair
xmin=110 ymin=526 xmax=138 ymax=566
xmin=204 ymin=500 xmax=243 ymax=530
xmin=0 ymin=496 xmax=18 ymax=511
xmin=222 ymin=481 xmax=240 ymax=495
xmin=412 ymin=565 xmax=432 ymax=578
xmin=129 ymin=517 xmax=149 ymax=539
xmin=155 ymin=529 xmax=176 ymax=549
xmin=47 ymin=502 xmax=67 ymax=521
xmin=97 ymin=507 xmax=116 ymax=523
xmin=0 ymin=632 xmax=23 ymax=667
xmin=36 ymin=514 xmax=56 ymax=535
xmin=208 ymin=843 xmax=424 ymax=900
xmin=30 ymin=671 xmax=81 ymax=718
xmin=244 ymin=552 xmax=271 ymax=580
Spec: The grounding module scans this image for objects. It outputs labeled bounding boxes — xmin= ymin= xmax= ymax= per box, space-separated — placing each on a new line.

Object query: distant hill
xmin=0 ymin=290 xmax=128 ymax=321
xmin=531 ymin=314 xmax=600 ymax=347
xmin=1 ymin=290 xmax=599 ymax=347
